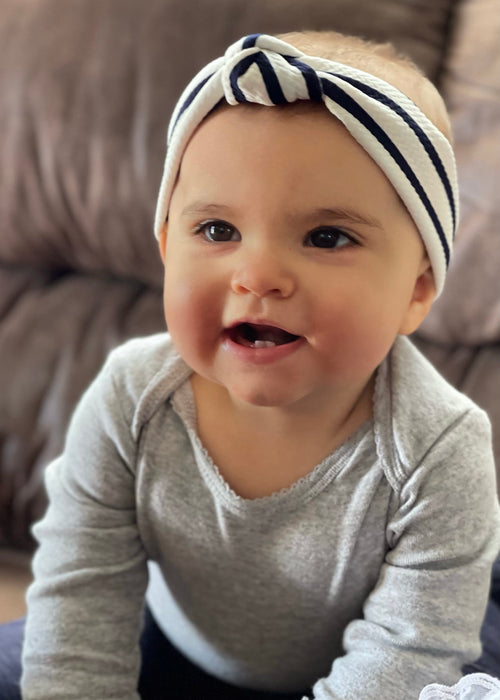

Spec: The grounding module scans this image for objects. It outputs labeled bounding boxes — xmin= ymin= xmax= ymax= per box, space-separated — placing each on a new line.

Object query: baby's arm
xmin=306 ymin=408 xmax=500 ymax=700
xmin=21 ymin=355 xmax=148 ymax=700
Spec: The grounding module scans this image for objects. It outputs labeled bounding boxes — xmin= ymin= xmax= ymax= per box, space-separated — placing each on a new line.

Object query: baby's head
xmin=153 ymin=31 xmax=458 ymax=406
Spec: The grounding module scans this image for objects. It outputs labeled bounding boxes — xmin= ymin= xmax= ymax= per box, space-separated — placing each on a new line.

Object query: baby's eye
xmin=305 ymin=227 xmax=354 ymax=249
xmin=195 ymin=220 xmax=240 ymax=242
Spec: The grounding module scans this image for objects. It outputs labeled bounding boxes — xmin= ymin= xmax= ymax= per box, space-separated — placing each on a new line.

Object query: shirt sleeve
xmin=21 ymin=357 xmax=149 ymax=700
xmin=308 ymin=408 xmax=500 ymax=700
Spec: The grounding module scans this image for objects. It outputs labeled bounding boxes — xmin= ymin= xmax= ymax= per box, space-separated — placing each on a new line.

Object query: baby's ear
xmin=398 ymin=259 xmax=436 ymax=336
xmin=158 ymin=222 xmax=168 ymax=263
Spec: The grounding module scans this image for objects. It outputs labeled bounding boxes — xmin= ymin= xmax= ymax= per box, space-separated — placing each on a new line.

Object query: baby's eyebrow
xmin=302 ymin=207 xmax=383 ymax=230
xmin=180 ymin=201 xmax=233 ymax=218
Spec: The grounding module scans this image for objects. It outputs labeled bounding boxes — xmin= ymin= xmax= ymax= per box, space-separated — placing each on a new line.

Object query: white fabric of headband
xmin=154 ymin=33 xmax=458 ymax=296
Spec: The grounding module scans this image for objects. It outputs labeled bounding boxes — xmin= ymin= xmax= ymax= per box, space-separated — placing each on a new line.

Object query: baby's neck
xmin=189 ymin=373 xmax=374 ymax=499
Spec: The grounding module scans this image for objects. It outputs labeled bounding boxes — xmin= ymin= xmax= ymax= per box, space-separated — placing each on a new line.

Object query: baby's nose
xmin=230 ymin=247 xmax=295 ymax=299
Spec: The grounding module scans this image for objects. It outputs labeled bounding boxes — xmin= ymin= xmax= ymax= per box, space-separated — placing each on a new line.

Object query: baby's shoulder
xmin=375 ymin=337 xmax=492 ymax=487
xmin=390 ymin=337 xmax=483 ymax=421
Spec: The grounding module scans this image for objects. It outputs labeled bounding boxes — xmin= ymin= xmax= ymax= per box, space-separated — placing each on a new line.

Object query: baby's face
xmin=159 ymin=104 xmax=435 ymax=409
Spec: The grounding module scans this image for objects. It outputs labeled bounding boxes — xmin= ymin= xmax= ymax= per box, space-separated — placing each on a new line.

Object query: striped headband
xmin=154 ymin=33 xmax=458 ymax=296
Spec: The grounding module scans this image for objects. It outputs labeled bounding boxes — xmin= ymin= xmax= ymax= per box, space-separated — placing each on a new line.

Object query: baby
xmin=14 ymin=30 xmax=500 ymax=700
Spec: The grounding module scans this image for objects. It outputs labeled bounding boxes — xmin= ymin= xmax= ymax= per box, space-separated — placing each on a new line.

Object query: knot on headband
xmin=222 ymin=36 xmax=319 ymax=105
xmin=155 ymin=33 xmax=458 ymax=296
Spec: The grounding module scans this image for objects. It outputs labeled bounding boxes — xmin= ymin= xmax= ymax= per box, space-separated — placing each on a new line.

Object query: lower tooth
xmin=254 ymin=340 xmax=276 ymax=348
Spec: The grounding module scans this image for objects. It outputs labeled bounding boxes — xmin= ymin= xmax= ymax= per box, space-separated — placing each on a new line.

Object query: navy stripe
xmin=230 ymin=52 xmax=287 ymax=104
xmin=242 ymin=34 xmax=260 ymax=49
xmin=285 ymin=56 xmax=323 ymax=101
xmin=322 ymin=78 xmax=450 ymax=265
xmin=332 ymin=74 xmax=456 ymax=235
xmin=172 ymin=73 xmax=214 ymax=135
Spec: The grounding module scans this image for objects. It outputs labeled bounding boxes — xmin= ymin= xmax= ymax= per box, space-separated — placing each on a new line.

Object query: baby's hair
xmin=277 ymin=30 xmax=452 ymax=141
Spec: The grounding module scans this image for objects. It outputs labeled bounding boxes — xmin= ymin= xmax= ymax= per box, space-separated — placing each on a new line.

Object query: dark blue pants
xmin=0 ymin=607 xmax=308 ymax=700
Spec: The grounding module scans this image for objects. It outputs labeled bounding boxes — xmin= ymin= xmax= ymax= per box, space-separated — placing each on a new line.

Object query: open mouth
xmin=227 ymin=323 xmax=300 ymax=349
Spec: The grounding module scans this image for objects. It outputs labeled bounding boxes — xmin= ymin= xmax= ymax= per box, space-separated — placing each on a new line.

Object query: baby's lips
xmin=226 ymin=317 xmax=300 ymax=335
xmin=227 ymin=322 xmax=300 ymax=347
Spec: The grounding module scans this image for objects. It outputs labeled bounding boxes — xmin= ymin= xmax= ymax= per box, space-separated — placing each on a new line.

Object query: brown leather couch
xmin=1 ymin=0 xmax=498 ymax=580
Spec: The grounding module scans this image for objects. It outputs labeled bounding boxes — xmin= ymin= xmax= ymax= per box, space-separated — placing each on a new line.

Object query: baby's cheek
xmin=164 ymin=282 xmax=198 ymax=334
xmin=163 ymin=278 xmax=221 ymax=361
xmin=316 ymin=306 xmax=394 ymax=377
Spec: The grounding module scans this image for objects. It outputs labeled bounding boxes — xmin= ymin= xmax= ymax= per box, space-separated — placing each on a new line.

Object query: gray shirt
xmin=21 ymin=334 xmax=500 ymax=699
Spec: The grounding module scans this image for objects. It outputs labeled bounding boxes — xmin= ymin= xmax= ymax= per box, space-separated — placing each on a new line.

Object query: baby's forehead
xmin=177 ymin=102 xmax=405 ymax=209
